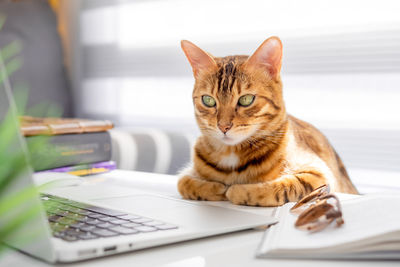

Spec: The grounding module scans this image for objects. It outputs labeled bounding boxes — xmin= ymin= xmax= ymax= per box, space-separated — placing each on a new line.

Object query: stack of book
xmin=20 ymin=116 xmax=116 ymax=176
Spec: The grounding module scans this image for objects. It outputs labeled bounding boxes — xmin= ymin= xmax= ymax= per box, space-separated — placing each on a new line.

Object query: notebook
xmin=256 ymin=194 xmax=400 ymax=260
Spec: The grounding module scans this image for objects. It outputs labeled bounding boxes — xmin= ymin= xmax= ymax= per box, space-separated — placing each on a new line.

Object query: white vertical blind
xmin=82 ymin=0 xmax=400 ymax=48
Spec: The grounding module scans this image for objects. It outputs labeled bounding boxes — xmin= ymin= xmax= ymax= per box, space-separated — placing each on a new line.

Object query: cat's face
xmin=182 ymin=37 xmax=286 ymax=146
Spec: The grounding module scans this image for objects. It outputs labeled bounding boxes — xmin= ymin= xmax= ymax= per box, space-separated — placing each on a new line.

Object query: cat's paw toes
xmin=206 ymin=182 xmax=228 ymax=201
xmin=226 ymin=184 xmax=267 ymax=206
xmin=226 ymin=184 xmax=252 ymax=205
xmin=177 ymin=176 xmax=195 ymax=200
xmin=177 ymin=176 xmax=227 ymax=201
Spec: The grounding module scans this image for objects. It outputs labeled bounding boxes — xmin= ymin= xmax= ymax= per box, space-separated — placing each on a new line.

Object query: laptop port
xmin=103 ymin=246 xmax=117 ymax=253
xmin=78 ymin=249 xmax=97 ymax=257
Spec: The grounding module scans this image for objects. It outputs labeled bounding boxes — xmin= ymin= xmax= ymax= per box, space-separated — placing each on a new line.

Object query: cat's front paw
xmin=226 ymin=184 xmax=271 ymax=206
xmin=226 ymin=184 xmax=254 ymax=206
xmin=178 ymin=175 xmax=228 ymax=201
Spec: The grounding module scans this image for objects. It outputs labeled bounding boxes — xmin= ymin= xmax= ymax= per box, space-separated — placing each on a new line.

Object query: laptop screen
xmin=0 ymin=54 xmax=55 ymax=261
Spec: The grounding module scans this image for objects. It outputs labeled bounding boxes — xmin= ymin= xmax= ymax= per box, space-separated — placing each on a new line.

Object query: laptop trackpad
xmin=91 ymin=195 xmax=271 ymax=228
xmin=92 ymin=195 xmax=213 ymax=224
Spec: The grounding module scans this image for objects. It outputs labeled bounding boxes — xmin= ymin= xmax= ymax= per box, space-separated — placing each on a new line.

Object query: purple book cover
xmin=38 ymin=161 xmax=116 ymax=174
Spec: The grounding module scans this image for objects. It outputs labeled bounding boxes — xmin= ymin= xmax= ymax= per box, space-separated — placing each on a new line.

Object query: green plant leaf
xmin=0 ymin=56 xmax=23 ymax=84
xmin=0 ymin=40 xmax=23 ymax=62
xmin=0 ymin=15 xmax=5 ymax=32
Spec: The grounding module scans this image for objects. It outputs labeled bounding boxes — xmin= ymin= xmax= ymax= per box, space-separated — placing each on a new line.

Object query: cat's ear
xmin=181 ymin=40 xmax=217 ymax=78
xmin=245 ymin=36 xmax=283 ymax=78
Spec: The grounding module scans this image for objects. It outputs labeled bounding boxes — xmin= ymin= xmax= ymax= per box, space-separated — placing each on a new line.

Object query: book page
xmin=258 ymin=195 xmax=400 ymax=254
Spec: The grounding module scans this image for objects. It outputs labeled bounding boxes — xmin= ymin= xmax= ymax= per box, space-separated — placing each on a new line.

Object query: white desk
xmin=1 ymin=169 xmax=399 ymax=267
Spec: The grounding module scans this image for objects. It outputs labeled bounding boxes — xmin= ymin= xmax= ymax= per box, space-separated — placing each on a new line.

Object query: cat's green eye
xmin=202 ymin=95 xmax=216 ymax=107
xmin=238 ymin=94 xmax=255 ymax=107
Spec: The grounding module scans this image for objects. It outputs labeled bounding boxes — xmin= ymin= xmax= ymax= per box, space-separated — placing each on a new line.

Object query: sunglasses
xmin=290 ymin=184 xmax=344 ymax=232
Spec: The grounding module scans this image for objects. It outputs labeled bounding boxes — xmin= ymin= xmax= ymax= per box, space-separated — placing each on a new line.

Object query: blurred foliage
xmin=0 ymin=98 xmax=44 ymax=256
xmin=0 ymin=15 xmax=59 ymax=256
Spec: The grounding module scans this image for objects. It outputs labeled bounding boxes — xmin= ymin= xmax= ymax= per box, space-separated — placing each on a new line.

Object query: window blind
xmin=62 ymin=0 xmax=400 ymax=171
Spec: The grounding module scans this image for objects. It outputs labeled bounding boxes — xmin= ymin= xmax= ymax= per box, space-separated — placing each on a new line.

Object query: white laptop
xmin=0 ymin=57 xmax=276 ymax=263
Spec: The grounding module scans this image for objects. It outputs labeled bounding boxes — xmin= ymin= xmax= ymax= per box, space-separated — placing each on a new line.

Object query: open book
xmin=256 ymin=194 xmax=400 ymax=259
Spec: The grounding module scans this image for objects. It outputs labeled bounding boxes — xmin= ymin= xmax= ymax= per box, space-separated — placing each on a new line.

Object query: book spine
xmin=37 ymin=161 xmax=117 ymax=176
xmin=26 ymin=132 xmax=112 ymax=171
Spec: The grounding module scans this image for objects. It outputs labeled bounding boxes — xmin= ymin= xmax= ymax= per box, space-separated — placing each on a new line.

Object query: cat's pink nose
xmin=218 ymin=123 xmax=233 ymax=134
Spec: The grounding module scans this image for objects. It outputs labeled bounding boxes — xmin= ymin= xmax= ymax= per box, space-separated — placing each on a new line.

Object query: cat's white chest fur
xmin=219 ymin=153 xmax=239 ymax=168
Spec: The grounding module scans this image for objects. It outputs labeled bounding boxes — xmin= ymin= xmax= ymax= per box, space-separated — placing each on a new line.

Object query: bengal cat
xmin=178 ymin=36 xmax=358 ymax=207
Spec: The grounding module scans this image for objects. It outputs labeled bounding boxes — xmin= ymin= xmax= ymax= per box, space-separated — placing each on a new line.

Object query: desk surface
xmin=1 ymin=169 xmax=399 ymax=267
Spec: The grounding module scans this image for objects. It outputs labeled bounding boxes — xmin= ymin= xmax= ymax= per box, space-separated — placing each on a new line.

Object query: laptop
xmin=0 ymin=55 xmax=276 ymax=263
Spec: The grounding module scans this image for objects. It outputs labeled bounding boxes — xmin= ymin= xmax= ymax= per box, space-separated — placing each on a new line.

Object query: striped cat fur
xmin=178 ymin=37 xmax=358 ymax=207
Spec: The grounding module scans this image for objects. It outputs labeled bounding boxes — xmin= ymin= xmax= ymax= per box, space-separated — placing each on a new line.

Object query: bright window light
xmin=118 ymin=77 xmax=194 ymax=119
xmin=116 ymin=0 xmax=400 ymax=49
xmin=81 ymin=7 xmax=118 ymax=45
xmin=78 ymin=0 xmax=400 ymax=131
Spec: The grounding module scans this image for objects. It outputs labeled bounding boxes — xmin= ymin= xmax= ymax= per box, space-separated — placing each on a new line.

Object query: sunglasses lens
xmin=290 ymin=184 xmax=329 ymax=214
xmin=296 ymin=217 xmax=335 ymax=232
xmin=290 ymin=200 xmax=316 ymax=214
xmin=294 ymin=199 xmax=343 ymax=233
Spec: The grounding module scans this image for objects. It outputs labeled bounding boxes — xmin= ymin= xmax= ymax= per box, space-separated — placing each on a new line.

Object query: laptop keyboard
xmin=41 ymin=194 xmax=178 ymax=242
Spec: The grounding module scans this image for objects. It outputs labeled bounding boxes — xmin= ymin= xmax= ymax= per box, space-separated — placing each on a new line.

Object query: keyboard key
xmin=53 ymin=231 xmax=66 ymax=238
xmin=65 ymin=213 xmax=84 ymax=220
xmin=131 ymin=217 xmax=153 ymax=223
xmin=134 ymin=226 xmax=157 ymax=233
xmin=45 ymin=204 xmax=60 ymax=211
xmin=58 ymin=217 xmax=78 ymax=226
xmin=50 ymin=223 xmax=68 ymax=233
xmin=91 ymin=229 xmax=119 ymax=237
xmin=97 ymin=222 xmax=115 ymax=229
xmin=121 ymin=222 xmax=142 ymax=228
xmin=46 ymin=207 xmax=62 ymax=214
xmin=64 ymin=229 xmax=83 ymax=236
xmin=98 ymin=216 xmax=115 ymax=222
xmin=43 ymin=194 xmax=177 ymax=242
xmin=76 ymin=216 xmax=92 ymax=223
xmin=87 ymin=213 xmax=105 ymax=219
xmin=117 ymin=214 xmax=141 ymax=220
xmin=57 ymin=204 xmax=72 ymax=210
xmin=85 ymin=206 xmax=127 ymax=216
xmin=62 ymin=206 xmax=82 ymax=213
xmin=156 ymin=224 xmax=178 ymax=230
xmin=78 ymin=232 xmax=98 ymax=240
xmin=61 ymin=206 xmax=74 ymax=212
xmin=48 ymin=215 xmax=63 ymax=222
xmin=109 ymin=219 xmax=129 ymax=225
xmin=110 ymin=226 xmax=139 ymax=235
xmin=70 ymin=222 xmax=86 ymax=229
xmin=77 ymin=209 xmax=92 ymax=215
xmin=57 ymin=211 xmax=72 ymax=217
xmin=80 ymin=225 xmax=97 ymax=232
xmin=85 ymin=219 xmax=102 ymax=225
xmin=70 ymin=207 xmax=87 ymax=215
